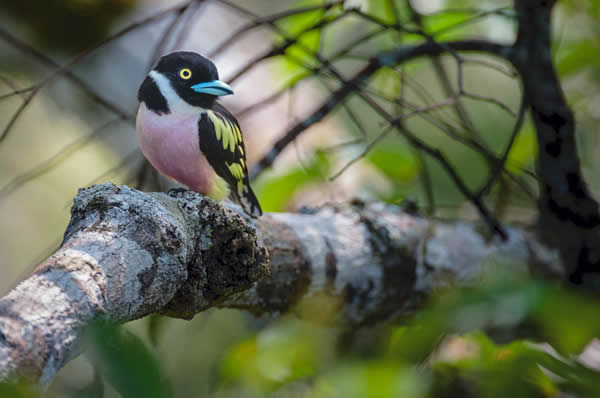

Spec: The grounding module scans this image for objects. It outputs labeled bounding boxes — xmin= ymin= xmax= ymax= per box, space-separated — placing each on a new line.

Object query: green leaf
xmin=367 ymin=147 xmax=419 ymax=183
xmin=364 ymin=0 xmax=398 ymax=24
xmin=431 ymin=334 xmax=560 ymax=398
xmin=254 ymin=151 xmax=329 ymax=212
xmin=220 ymin=337 xmax=259 ymax=387
xmin=506 ymin=122 xmax=537 ymax=175
xmin=274 ymin=0 xmax=327 ymax=80
xmin=557 ymin=40 xmax=600 ymax=77
xmin=533 ymin=287 xmax=600 ymax=355
xmin=84 ymin=321 xmax=171 ymax=398
xmin=369 ymin=67 xmax=402 ymax=101
xmin=315 ymin=361 xmax=428 ymax=398
xmin=424 ymin=10 xmax=478 ymax=40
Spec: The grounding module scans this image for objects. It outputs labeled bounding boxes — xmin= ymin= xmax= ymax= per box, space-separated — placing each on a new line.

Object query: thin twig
xmin=0 ymin=27 xmax=132 ymax=120
xmin=250 ymin=39 xmax=509 ymax=180
xmin=415 ymin=149 xmax=435 ymax=215
xmin=0 ymin=119 xmax=122 ymax=201
xmin=225 ymin=10 xmax=351 ymax=84
xmin=461 ymin=56 xmax=518 ymax=78
xmin=172 ymin=0 xmax=207 ymax=49
xmin=460 ymin=90 xmax=517 ymax=116
xmin=431 ymin=7 xmax=513 ymax=37
xmin=237 ymin=28 xmax=385 ymax=118
xmin=146 ymin=3 xmax=193 ymax=72
xmin=328 ymin=100 xmax=455 ymax=179
xmin=476 ymin=92 xmax=528 ymax=198
xmin=0 ymin=1 xmax=189 ymax=143
xmin=319 ymin=77 xmax=368 ymax=148
xmin=0 ymin=86 xmax=36 ymax=101
xmin=208 ymin=0 xmax=344 ymax=58
xmin=329 ymin=125 xmax=394 ymax=180
xmin=88 ymin=149 xmax=143 ymax=186
xmin=360 ymin=91 xmax=507 ymax=238
xmin=0 ymin=89 xmax=37 ymax=142
xmin=0 ymin=74 xmax=22 ymax=92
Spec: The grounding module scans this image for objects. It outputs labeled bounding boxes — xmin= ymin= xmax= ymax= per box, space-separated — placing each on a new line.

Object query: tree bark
xmin=0 ymin=183 xmax=562 ymax=385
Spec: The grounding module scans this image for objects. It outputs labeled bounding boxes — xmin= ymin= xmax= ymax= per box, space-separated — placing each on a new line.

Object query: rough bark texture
xmin=0 ymin=184 xmax=562 ymax=385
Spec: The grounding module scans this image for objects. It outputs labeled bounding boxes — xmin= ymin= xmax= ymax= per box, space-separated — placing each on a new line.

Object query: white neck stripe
xmin=149 ymin=70 xmax=205 ymax=116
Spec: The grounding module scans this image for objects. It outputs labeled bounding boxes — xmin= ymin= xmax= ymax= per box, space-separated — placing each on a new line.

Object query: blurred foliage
xmin=11 ymin=278 xmax=600 ymax=398
xmin=0 ymin=382 xmax=39 ymax=398
xmin=210 ymin=278 xmax=600 ymax=398
xmin=274 ymin=0 xmax=330 ymax=79
xmin=83 ymin=321 xmax=171 ymax=398
xmin=254 ymin=151 xmax=329 ymax=212
xmin=2 ymin=0 xmax=136 ymax=51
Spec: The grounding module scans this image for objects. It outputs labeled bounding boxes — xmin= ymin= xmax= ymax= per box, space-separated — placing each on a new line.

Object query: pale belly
xmin=136 ymin=103 xmax=216 ymax=193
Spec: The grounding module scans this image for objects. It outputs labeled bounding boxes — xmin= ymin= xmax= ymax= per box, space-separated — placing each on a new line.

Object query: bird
xmin=136 ymin=51 xmax=262 ymax=217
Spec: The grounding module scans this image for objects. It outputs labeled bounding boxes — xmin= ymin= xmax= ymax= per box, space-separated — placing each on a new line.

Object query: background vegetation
xmin=1 ymin=0 xmax=600 ymax=396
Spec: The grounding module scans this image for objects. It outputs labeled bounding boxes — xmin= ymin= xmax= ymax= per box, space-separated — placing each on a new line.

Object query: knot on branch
xmin=162 ymin=193 xmax=270 ymax=319
xmin=62 ymin=183 xmax=270 ymax=320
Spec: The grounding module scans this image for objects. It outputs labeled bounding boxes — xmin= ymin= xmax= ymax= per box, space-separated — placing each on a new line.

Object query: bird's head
xmin=138 ymin=51 xmax=233 ymax=114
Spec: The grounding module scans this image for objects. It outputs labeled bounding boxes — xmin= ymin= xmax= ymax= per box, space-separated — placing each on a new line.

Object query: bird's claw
xmin=167 ymin=187 xmax=189 ymax=197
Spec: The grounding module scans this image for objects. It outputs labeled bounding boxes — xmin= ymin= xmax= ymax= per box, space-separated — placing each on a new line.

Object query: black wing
xmin=198 ymin=103 xmax=262 ymax=217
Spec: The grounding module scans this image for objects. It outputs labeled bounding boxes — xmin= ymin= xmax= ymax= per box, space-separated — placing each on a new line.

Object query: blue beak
xmin=190 ymin=80 xmax=234 ymax=96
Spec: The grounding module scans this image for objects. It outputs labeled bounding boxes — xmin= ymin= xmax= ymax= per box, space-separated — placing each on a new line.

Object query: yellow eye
xmin=179 ymin=68 xmax=192 ymax=79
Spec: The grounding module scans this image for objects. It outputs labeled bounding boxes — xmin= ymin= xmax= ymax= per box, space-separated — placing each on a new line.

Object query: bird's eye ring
xmin=179 ymin=68 xmax=192 ymax=80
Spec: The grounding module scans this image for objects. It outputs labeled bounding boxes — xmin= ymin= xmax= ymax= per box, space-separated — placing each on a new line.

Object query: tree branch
xmin=510 ymin=0 xmax=600 ymax=284
xmin=249 ymin=39 xmax=509 ymax=180
xmin=0 ymin=184 xmax=561 ymax=384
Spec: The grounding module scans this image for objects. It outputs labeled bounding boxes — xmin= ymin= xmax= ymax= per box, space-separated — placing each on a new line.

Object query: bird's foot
xmin=167 ymin=187 xmax=189 ymax=197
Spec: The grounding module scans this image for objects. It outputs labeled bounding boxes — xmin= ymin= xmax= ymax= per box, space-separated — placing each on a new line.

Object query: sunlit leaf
xmin=367 ymin=147 xmax=419 ymax=183
xmin=220 ymin=337 xmax=260 ymax=387
xmin=370 ymin=67 xmax=402 ymax=100
xmin=506 ymin=123 xmax=537 ymax=175
xmin=424 ymin=11 xmax=477 ymax=40
xmin=364 ymin=0 xmax=398 ymax=24
xmin=557 ymin=40 xmax=600 ymax=77
xmin=274 ymin=0 xmax=328 ymax=82
xmin=254 ymin=151 xmax=329 ymax=212
xmin=315 ymin=361 xmax=429 ymax=398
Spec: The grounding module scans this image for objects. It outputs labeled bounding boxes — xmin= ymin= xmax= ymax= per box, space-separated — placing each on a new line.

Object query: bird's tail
xmin=235 ymin=183 xmax=263 ymax=218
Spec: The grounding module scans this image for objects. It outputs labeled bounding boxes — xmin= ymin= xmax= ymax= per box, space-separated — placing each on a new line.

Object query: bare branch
xmin=0 ymin=89 xmax=37 ymax=143
xmin=511 ymin=0 xmax=600 ymax=282
xmin=460 ymin=90 xmax=517 ymax=116
xmin=476 ymin=93 xmax=528 ymax=198
xmin=0 ymin=1 xmax=190 ymax=143
xmin=0 ymin=119 xmax=123 ymax=201
xmin=250 ymin=39 xmax=510 ymax=180
xmin=146 ymin=2 xmax=195 ymax=71
xmin=208 ymin=0 xmax=344 ymax=58
xmin=329 ymin=125 xmax=394 ymax=181
xmin=0 ymin=184 xmax=562 ymax=384
xmin=0 ymin=27 xmax=132 ymax=121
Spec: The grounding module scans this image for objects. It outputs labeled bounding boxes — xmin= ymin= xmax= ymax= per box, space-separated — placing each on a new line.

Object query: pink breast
xmin=136 ymin=103 xmax=215 ymax=193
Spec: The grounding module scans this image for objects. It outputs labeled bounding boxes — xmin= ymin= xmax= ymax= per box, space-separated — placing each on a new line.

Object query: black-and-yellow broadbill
xmin=136 ymin=51 xmax=262 ymax=217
